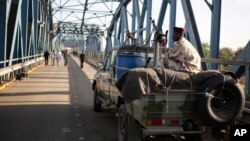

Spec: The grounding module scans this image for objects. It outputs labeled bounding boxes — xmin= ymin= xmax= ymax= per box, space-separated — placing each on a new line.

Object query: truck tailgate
xmin=126 ymin=89 xmax=203 ymax=127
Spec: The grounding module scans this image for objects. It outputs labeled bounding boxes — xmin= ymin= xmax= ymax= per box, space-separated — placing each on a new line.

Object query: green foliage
xmin=246 ymin=93 xmax=250 ymax=101
xmin=201 ymin=42 xmax=243 ymax=60
xmin=202 ymin=42 xmax=210 ymax=58
xmin=201 ymin=43 xmax=244 ymax=70
xmin=219 ymin=47 xmax=234 ymax=60
xmin=233 ymin=47 xmax=244 ymax=60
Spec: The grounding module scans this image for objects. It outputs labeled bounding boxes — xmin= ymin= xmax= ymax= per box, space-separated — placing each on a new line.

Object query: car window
xmin=138 ymin=52 xmax=154 ymax=68
xmin=103 ymin=50 xmax=117 ymax=71
xmin=103 ymin=52 xmax=111 ymax=71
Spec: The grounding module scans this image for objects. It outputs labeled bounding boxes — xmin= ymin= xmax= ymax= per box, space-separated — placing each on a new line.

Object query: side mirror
xmin=98 ymin=61 xmax=104 ymax=71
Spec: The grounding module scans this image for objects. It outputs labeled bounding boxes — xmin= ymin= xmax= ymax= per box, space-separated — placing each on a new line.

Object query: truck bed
xmin=126 ymin=89 xmax=205 ymax=134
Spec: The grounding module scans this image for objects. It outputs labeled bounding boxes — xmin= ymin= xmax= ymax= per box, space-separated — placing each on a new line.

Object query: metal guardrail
xmin=0 ymin=54 xmax=43 ymax=65
xmin=85 ymin=56 xmax=100 ymax=68
xmin=202 ymin=58 xmax=250 ymax=66
xmin=202 ymin=58 xmax=250 ymax=94
xmin=0 ymin=57 xmax=44 ymax=83
xmin=238 ymin=102 xmax=250 ymax=124
xmin=76 ymin=51 xmax=105 ymax=68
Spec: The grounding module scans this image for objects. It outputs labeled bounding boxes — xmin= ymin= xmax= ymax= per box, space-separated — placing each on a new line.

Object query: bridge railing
xmin=77 ymin=51 xmax=105 ymax=68
xmin=201 ymin=58 xmax=250 ymax=93
xmin=0 ymin=56 xmax=44 ymax=84
xmin=83 ymin=51 xmax=250 ymax=94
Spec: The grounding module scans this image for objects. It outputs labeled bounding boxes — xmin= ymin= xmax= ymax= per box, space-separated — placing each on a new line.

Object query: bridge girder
xmin=0 ymin=0 xmax=51 ymax=67
xmin=106 ymin=0 xmax=225 ymax=70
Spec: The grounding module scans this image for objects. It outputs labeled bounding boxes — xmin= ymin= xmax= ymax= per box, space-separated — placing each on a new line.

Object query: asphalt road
xmin=0 ymin=56 xmax=117 ymax=141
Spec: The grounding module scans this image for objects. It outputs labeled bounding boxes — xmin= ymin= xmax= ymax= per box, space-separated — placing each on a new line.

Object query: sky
xmin=220 ymin=0 xmax=250 ymax=49
xmin=156 ymin=0 xmax=250 ymax=50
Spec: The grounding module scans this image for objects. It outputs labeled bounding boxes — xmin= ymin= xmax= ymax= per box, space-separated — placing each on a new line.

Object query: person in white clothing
xmin=55 ymin=50 xmax=62 ymax=66
xmin=51 ymin=50 xmax=56 ymax=66
xmin=163 ymin=27 xmax=201 ymax=73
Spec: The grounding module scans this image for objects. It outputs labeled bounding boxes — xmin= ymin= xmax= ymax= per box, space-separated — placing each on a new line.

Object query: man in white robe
xmin=163 ymin=27 xmax=201 ymax=73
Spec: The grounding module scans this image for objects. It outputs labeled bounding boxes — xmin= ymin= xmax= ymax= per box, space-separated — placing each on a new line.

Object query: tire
xmin=196 ymin=75 xmax=245 ymax=126
xmin=118 ymin=104 xmax=142 ymax=141
xmin=93 ymin=88 xmax=102 ymax=112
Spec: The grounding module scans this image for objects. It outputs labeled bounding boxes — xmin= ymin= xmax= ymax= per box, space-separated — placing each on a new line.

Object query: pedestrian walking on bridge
xmin=63 ymin=49 xmax=69 ymax=66
xmin=51 ymin=50 xmax=56 ymax=66
xmin=80 ymin=51 xmax=85 ymax=68
xmin=55 ymin=50 xmax=62 ymax=66
xmin=44 ymin=50 xmax=50 ymax=66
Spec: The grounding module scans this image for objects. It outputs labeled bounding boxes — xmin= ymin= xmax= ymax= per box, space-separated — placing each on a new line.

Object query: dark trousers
xmin=64 ymin=58 xmax=68 ymax=66
xmin=80 ymin=61 xmax=84 ymax=68
xmin=45 ymin=58 xmax=49 ymax=66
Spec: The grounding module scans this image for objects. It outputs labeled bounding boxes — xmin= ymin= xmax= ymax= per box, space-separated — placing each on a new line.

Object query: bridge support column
xmin=0 ymin=1 xmax=7 ymax=68
xmin=210 ymin=0 xmax=222 ymax=69
xmin=246 ymin=66 xmax=250 ymax=94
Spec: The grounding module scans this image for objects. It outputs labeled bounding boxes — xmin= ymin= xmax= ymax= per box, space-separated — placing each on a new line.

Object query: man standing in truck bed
xmin=163 ymin=27 xmax=201 ymax=73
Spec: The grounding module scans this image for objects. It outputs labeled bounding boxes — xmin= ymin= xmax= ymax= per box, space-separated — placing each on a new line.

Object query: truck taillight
xmin=170 ymin=119 xmax=180 ymax=126
xmin=146 ymin=118 xmax=165 ymax=126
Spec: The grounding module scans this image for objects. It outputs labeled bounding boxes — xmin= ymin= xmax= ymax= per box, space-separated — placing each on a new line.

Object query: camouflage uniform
xmin=163 ymin=37 xmax=201 ymax=73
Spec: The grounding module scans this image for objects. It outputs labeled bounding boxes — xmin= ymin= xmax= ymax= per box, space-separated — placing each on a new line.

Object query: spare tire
xmin=196 ymin=74 xmax=245 ymax=126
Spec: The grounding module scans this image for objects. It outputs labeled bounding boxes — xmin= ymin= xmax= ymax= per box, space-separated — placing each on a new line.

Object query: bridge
xmin=0 ymin=0 xmax=249 ymax=140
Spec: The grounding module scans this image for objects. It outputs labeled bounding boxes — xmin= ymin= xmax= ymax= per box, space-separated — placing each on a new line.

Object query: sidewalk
xmin=0 ymin=56 xmax=114 ymax=141
xmin=0 ymin=55 xmax=96 ymax=105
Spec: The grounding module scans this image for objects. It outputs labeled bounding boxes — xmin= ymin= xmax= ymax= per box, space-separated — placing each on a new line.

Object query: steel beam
xmin=0 ymin=1 xmax=7 ymax=68
xmin=246 ymin=66 xmax=250 ymax=94
xmin=8 ymin=0 xmax=19 ymax=65
xmin=81 ymin=0 xmax=88 ymax=30
xmin=181 ymin=0 xmax=207 ymax=70
xmin=138 ymin=0 xmax=147 ymax=42
xmin=20 ymin=0 xmax=28 ymax=61
xmin=133 ymin=0 xmax=141 ymax=43
xmin=157 ymin=0 xmax=168 ymax=32
xmin=0 ymin=0 xmax=51 ymax=80
xmin=210 ymin=0 xmax=222 ymax=69
xmin=145 ymin=0 xmax=152 ymax=46
xmin=168 ymin=0 xmax=176 ymax=48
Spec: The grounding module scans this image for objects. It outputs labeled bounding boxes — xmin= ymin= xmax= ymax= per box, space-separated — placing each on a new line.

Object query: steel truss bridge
xmin=0 ymin=0 xmax=249 ymax=93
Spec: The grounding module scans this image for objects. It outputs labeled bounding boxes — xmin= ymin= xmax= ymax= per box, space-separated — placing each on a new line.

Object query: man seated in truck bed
xmin=163 ymin=27 xmax=201 ymax=73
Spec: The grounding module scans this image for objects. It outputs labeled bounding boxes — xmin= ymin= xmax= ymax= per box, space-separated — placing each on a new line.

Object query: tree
xmin=202 ymin=42 xmax=210 ymax=58
xmin=233 ymin=47 xmax=244 ymax=60
xmin=219 ymin=47 xmax=234 ymax=60
xmin=219 ymin=47 xmax=234 ymax=70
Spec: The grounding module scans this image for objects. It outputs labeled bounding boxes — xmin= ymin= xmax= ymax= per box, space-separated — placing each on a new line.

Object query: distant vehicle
xmin=92 ymin=45 xmax=245 ymax=141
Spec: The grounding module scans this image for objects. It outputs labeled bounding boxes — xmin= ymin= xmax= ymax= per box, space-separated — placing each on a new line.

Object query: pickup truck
xmin=92 ymin=45 xmax=245 ymax=141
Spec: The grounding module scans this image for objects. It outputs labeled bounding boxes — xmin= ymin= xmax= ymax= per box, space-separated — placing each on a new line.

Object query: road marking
xmin=62 ymin=128 xmax=71 ymax=133
xmin=79 ymin=137 xmax=85 ymax=140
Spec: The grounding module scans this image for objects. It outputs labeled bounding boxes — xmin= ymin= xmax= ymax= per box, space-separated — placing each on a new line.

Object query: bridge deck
xmin=0 ymin=56 xmax=117 ymax=141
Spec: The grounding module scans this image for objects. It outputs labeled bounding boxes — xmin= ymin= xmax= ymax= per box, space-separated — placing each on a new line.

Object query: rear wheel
xmin=93 ymin=88 xmax=102 ymax=112
xmin=118 ymin=104 xmax=142 ymax=141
